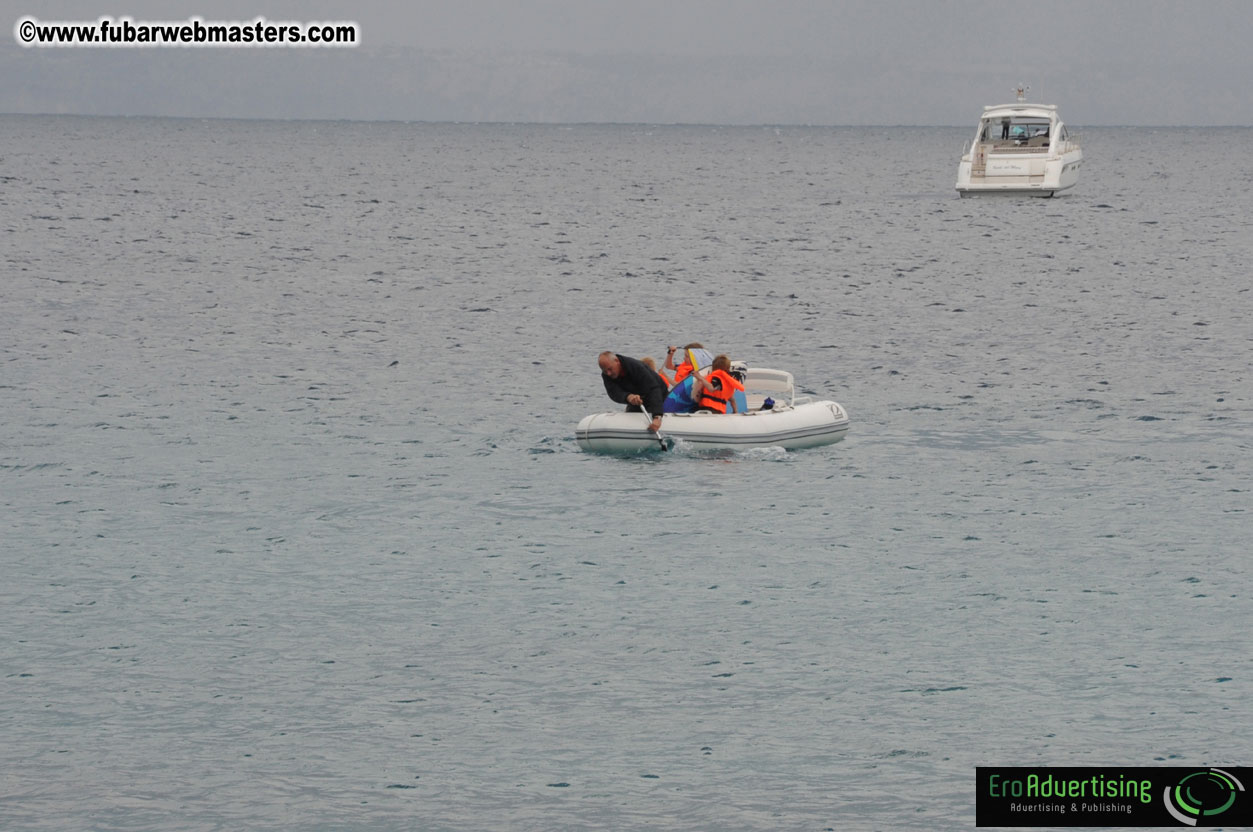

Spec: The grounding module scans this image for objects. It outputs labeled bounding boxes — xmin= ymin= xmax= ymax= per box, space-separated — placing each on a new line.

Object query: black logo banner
xmin=976 ymin=767 xmax=1250 ymax=827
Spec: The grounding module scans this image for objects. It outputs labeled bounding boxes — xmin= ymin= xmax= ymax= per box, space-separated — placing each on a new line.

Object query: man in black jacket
xmin=598 ymin=351 xmax=668 ymax=432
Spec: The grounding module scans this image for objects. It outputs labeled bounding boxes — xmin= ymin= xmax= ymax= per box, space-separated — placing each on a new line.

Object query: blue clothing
xmin=663 ymin=376 xmax=698 ymax=413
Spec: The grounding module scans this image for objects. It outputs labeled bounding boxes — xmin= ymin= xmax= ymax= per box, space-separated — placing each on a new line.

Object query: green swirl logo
xmin=1164 ymin=768 xmax=1244 ymax=826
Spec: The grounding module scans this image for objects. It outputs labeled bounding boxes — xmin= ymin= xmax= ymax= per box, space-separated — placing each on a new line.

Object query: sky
xmin=2 ymin=0 xmax=1251 ymax=125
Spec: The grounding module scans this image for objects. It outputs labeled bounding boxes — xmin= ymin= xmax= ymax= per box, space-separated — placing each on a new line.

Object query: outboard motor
xmin=729 ymin=360 xmax=748 ymax=384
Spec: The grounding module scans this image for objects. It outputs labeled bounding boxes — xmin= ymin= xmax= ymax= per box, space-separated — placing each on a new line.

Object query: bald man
xmin=598 ymin=351 xmax=668 ymax=432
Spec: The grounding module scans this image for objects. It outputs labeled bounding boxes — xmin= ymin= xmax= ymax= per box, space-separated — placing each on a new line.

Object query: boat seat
xmin=743 ymin=367 xmax=796 ymax=407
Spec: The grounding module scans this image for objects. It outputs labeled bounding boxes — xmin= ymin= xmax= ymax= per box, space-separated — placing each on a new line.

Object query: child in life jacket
xmin=640 ymin=356 xmax=671 ymax=389
xmin=692 ymin=354 xmax=745 ymax=414
xmin=665 ymin=342 xmax=711 ymax=385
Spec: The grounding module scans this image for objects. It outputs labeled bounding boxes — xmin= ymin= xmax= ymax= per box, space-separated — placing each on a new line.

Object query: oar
xmin=642 ymin=406 xmax=667 ymax=451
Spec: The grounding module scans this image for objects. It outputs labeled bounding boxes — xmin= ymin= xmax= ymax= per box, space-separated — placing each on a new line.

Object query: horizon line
xmin=3 ymin=111 xmax=1251 ymax=129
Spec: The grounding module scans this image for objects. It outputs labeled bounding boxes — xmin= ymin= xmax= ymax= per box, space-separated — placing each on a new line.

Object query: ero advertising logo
xmin=976 ymin=766 xmax=1250 ymax=827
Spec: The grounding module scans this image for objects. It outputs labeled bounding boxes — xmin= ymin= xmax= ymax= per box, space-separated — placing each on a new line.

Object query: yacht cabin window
xmin=981 ymin=117 xmax=1052 ymax=145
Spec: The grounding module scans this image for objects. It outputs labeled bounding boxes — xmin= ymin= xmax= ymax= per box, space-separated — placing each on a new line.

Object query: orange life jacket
xmin=697 ymin=369 xmax=745 ymax=413
xmin=656 ymin=370 xmax=671 ymax=389
xmin=673 ymin=362 xmax=693 ymax=384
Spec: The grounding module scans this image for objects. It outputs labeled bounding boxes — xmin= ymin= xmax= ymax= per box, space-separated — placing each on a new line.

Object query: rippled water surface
xmin=2 ymin=116 xmax=1250 ymax=830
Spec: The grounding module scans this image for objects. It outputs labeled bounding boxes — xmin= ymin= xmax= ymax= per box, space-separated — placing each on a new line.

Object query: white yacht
xmin=955 ymin=85 xmax=1082 ymax=197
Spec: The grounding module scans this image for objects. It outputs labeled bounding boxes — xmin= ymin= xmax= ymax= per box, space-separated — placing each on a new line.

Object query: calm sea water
xmin=2 ymin=116 xmax=1250 ymax=831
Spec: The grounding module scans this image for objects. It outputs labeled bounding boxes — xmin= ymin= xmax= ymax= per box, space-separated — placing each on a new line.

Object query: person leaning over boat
xmin=692 ymin=354 xmax=745 ymax=414
xmin=598 ymin=351 xmax=668 ymax=432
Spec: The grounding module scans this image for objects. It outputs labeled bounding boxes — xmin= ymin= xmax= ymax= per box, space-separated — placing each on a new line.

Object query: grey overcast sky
xmin=3 ymin=0 xmax=1251 ymax=125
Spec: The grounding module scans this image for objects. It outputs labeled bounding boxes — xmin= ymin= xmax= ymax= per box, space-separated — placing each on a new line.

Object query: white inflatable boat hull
xmin=576 ymin=400 xmax=850 ymax=453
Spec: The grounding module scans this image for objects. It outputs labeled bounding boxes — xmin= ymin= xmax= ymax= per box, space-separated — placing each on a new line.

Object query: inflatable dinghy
xmin=577 ymin=367 xmax=850 ymax=453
